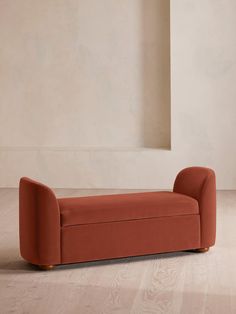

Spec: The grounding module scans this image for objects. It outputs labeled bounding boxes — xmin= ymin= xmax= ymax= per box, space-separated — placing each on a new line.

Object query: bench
xmin=19 ymin=167 xmax=216 ymax=270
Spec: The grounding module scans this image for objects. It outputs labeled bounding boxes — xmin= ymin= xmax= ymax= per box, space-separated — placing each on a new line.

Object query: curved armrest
xmin=173 ymin=167 xmax=216 ymax=248
xmin=19 ymin=178 xmax=61 ymax=265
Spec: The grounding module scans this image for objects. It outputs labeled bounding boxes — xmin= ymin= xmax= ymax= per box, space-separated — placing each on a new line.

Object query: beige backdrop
xmin=0 ymin=0 xmax=236 ymax=189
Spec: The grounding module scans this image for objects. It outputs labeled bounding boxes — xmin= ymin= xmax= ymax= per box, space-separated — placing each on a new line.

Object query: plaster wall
xmin=0 ymin=0 xmax=236 ymax=189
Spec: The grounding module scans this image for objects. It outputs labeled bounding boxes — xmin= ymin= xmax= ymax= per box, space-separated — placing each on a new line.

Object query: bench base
xmin=35 ymin=248 xmax=210 ymax=270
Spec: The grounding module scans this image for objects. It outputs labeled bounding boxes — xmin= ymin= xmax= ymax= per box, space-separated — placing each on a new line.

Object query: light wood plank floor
xmin=0 ymin=189 xmax=236 ymax=314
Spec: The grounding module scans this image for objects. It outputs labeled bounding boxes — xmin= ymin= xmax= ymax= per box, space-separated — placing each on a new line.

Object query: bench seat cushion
xmin=59 ymin=191 xmax=199 ymax=227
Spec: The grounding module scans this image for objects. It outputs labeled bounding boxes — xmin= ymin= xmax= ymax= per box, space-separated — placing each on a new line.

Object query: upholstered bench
xmin=19 ymin=167 xmax=216 ymax=270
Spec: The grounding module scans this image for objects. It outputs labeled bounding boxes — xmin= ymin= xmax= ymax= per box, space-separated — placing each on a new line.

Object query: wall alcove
xmin=0 ymin=0 xmax=170 ymax=150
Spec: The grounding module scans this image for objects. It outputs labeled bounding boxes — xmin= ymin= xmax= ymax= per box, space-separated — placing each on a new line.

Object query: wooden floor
xmin=0 ymin=189 xmax=236 ymax=314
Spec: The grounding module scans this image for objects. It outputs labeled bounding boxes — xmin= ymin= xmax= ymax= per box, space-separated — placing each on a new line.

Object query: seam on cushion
xmin=61 ymin=213 xmax=200 ymax=229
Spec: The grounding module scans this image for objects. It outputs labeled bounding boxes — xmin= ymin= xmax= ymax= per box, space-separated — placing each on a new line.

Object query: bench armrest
xmin=173 ymin=167 xmax=216 ymax=248
xmin=19 ymin=178 xmax=61 ymax=265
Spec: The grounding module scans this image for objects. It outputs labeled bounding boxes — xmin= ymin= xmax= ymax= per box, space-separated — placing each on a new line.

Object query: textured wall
xmin=0 ymin=0 xmax=170 ymax=149
xmin=1 ymin=0 xmax=236 ymax=189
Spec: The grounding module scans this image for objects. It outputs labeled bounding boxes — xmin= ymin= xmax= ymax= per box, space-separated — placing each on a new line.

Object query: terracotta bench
xmin=19 ymin=167 xmax=216 ymax=270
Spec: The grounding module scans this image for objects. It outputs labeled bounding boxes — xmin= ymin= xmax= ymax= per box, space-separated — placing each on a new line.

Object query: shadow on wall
xmin=141 ymin=0 xmax=171 ymax=149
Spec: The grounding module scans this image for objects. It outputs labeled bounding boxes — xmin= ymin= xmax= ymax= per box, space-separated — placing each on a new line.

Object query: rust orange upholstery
xmin=174 ymin=167 xmax=216 ymax=248
xmin=59 ymin=192 xmax=199 ymax=226
xmin=19 ymin=178 xmax=61 ymax=266
xmin=19 ymin=167 xmax=216 ymax=267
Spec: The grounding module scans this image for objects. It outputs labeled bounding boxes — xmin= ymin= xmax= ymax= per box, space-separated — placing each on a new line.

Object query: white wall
xmin=0 ymin=0 xmax=236 ymax=189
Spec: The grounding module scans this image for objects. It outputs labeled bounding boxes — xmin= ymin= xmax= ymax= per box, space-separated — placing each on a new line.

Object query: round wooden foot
xmin=38 ymin=265 xmax=54 ymax=270
xmin=195 ymin=248 xmax=209 ymax=253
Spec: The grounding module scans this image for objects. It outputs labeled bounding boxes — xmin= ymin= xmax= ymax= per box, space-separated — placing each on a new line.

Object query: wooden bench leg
xmin=38 ymin=265 xmax=55 ymax=270
xmin=195 ymin=248 xmax=209 ymax=253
